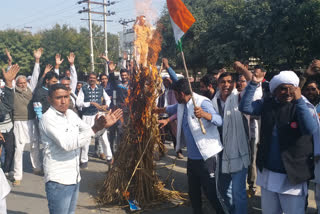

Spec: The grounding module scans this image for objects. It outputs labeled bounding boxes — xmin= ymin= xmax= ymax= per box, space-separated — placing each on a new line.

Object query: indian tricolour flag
xmin=167 ymin=0 xmax=195 ymax=51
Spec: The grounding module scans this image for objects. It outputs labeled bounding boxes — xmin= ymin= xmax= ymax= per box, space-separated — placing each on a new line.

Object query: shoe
xmin=12 ymin=180 xmax=21 ymax=186
xmin=176 ymin=152 xmax=184 ymax=159
xmin=5 ymin=171 xmax=14 ymax=181
xmin=99 ymin=153 xmax=106 ymax=160
xmin=80 ymin=162 xmax=88 ymax=169
xmin=106 ymin=158 xmax=114 ymax=165
xmin=33 ymin=168 xmax=44 ymax=176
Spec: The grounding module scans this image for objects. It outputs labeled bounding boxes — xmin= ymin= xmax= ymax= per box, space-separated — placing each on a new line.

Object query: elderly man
xmin=239 ymin=71 xmax=317 ymax=213
xmin=39 ymin=83 xmax=122 ymax=214
xmin=11 ymin=49 xmax=48 ymax=186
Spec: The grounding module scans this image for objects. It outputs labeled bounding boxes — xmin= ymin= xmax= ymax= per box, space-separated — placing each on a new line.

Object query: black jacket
xmin=257 ymin=98 xmax=314 ymax=185
xmin=0 ymin=86 xmax=14 ymax=116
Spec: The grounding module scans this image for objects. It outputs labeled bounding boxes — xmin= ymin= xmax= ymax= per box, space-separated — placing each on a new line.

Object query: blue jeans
xmin=219 ymin=167 xmax=248 ymax=214
xmin=45 ymin=181 xmax=80 ymax=214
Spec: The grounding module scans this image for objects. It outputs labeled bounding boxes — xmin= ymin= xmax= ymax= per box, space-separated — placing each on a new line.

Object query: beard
xmin=202 ymin=90 xmax=213 ymax=99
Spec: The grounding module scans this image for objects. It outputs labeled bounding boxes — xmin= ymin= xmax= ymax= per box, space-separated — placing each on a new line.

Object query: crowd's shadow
xmin=7 ymin=211 xmax=28 ymax=214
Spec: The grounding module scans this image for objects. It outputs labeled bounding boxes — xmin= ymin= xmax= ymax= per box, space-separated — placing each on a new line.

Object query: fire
xmin=125 ymin=15 xmax=164 ymax=144
xmin=98 ymin=8 xmax=180 ymax=209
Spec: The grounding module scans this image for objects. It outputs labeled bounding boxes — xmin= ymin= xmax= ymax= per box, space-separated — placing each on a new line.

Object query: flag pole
xmin=180 ymin=49 xmax=206 ymax=135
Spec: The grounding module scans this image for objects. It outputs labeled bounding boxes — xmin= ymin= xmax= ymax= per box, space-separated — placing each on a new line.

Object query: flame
xmin=124 ymin=6 xmax=164 ymax=145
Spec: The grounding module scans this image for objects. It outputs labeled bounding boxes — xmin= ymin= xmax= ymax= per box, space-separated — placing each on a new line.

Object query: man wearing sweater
xmin=156 ymin=78 xmax=225 ymax=214
xmin=0 ymin=64 xmax=20 ymax=180
xmin=239 ymin=71 xmax=317 ymax=213
xmin=12 ymin=48 xmax=47 ymax=186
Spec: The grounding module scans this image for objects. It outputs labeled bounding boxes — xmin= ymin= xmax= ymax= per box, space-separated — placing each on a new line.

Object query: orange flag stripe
xmin=167 ymin=0 xmax=196 ymax=33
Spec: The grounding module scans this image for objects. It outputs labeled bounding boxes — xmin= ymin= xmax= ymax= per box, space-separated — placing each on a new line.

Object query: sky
xmin=0 ymin=0 xmax=167 ymax=34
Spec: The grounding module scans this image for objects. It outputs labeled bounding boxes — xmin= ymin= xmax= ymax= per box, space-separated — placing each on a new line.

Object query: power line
xmin=79 ymin=0 xmax=117 ymax=73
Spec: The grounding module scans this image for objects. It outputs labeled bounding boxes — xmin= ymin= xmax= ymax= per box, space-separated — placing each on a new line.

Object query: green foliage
xmin=0 ymin=24 xmax=119 ymax=79
xmin=159 ymin=0 xmax=320 ymax=73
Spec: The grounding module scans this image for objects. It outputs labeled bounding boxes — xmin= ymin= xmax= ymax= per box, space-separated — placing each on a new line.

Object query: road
xmin=5 ymin=142 xmax=318 ymax=214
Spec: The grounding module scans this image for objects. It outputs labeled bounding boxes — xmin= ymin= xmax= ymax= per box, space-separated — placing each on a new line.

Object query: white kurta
xmin=0 ymin=168 xmax=10 ymax=214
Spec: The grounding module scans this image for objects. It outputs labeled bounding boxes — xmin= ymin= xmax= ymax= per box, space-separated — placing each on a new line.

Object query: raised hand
xmin=306 ymin=59 xmax=320 ymax=76
xmin=162 ymin=58 xmax=170 ymax=69
xmin=108 ymin=61 xmax=116 ymax=72
xmin=105 ymin=108 xmax=123 ymax=128
xmin=43 ymin=64 xmax=53 ymax=77
xmin=67 ymin=52 xmax=75 ymax=66
xmin=34 ymin=48 xmax=43 ymax=63
xmin=2 ymin=64 xmax=20 ymax=88
xmin=99 ymin=53 xmax=109 ymax=62
xmin=55 ymin=53 xmax=64 ymax=69
xmin=5 ymin=48 xmax=12 ymax=66
xmin=252 ymin=73 xmax=265 ymax=84
xmin=123 ymin=52 xmax=128 ymax=60
xmin=233 ymin=61 xmax=244 ymax=72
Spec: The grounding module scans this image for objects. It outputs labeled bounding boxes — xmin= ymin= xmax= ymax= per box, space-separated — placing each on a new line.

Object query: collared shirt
xmin=76 ymin=84 xmax=111 ymax=109
xmin=39 ymin=106 xmax=95 ymax=185
xmin=166 ymin=99 xmax=222 ymax=159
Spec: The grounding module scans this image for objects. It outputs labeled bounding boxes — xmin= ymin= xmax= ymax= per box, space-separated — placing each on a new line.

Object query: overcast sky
xmin=0 ymin=0 xmax=167 ymax=34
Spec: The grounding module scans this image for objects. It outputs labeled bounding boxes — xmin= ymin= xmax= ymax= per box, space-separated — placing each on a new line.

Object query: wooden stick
xmin=180 ymin=51 xmax=206 ymax=134
xmin=124 ymin=135 xmax=153 ymax=200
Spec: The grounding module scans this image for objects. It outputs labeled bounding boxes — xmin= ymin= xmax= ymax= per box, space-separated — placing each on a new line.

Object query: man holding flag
xmin=166 ymin=0 xmax=226 ymax=213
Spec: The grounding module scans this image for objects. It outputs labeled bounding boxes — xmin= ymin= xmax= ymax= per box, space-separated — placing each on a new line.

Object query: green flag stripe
xmin=177 ymin=39 xmax=183 ymax=52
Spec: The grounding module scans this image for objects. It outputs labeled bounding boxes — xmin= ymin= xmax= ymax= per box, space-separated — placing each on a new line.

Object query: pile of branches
xmin=98 ymin=23 xmax=186 ymax=209
xmin=98 ymin=64 xmax=184 ymax=207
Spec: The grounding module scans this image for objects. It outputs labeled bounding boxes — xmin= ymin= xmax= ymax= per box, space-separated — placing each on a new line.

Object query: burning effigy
xmin=97 ymin=16 xmax=185 ymax=210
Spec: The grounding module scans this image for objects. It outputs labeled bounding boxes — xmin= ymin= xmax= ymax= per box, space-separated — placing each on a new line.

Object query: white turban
xmin=269 ymin=70 xmax=300 ymax=93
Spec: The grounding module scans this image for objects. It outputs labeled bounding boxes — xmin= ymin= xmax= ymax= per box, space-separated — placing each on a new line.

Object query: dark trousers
xmin=187 ymin=158 xmax=225 ymax=214
xmin=0 ymin=129 xmax=14 ymax=173
xmin=247 ymin=138 xmax=257 ymax=188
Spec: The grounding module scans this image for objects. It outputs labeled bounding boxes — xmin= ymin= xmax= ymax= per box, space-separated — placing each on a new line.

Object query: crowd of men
xmin=156 ymin=58 xmax=320 ymax=214
xmin=0 ymin=49 xmax=124 ymax=214
xmin=1 ymin=46 xmax=320 ymax=214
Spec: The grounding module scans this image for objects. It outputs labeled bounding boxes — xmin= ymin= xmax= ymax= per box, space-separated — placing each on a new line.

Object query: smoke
xmin=134 ymin=0 xmax=159 ymax=26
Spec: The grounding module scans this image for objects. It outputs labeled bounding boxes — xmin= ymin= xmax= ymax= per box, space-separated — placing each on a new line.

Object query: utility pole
xmin=119 ymin=19 xmax=135 ymax=32
xmin=103 ymin=0 xmax=108 ymax=74
xmin=88 ymin=1 xmax=95 ymax=73
xmin=78 ymin=0 xmax=117 ymax=74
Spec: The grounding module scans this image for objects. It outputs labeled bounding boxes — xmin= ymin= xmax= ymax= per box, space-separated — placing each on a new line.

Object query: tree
xmin=0 ymin=24 xmax=119 ymax=79
xmin=159 ymin=0 xmax=320 ymax=73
